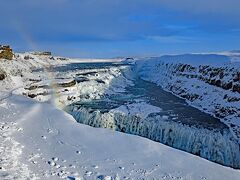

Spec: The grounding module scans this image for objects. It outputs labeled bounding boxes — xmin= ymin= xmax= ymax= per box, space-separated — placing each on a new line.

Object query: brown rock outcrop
xmin=0 ymin=45 xmax=13 ymax=60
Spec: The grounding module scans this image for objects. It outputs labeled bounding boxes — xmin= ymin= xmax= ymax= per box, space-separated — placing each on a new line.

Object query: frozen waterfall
xmin=65 ymin=105 xmax=240 ymax=169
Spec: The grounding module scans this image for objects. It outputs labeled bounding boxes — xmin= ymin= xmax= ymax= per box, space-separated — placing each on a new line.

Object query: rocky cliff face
xmin=170 ymin=63 xmax=240 ymax=101
xmin=176 ymin=63 xmax=240 ymax=93
xmin=0 ymin=45 xmax=14 ymax=60
xmin=136 ymin=57 xmax=240 ymax=141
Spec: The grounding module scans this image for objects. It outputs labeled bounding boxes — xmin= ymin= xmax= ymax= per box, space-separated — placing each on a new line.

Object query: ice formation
xmin=65 ymin=105 xmax=240 ymax=169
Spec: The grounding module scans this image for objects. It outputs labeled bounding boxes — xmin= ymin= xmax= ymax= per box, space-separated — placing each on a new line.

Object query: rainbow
xmin=16 ymin=23 xmax=63 ymax=108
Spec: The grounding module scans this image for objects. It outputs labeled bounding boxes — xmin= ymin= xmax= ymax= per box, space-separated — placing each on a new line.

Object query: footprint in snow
xmin=48 ymin=161 xmax=56 ymax=166
xmin=47 ymin=128 xmax=54 ymax=133
xmin=85 ymin=171 xmax=93 ymax=176
xmin=52 ymin=157 xmax=59 ymax=161
xmin=57 ymin=171 xmax=68 ymax=179
xmin=51 ymin=171 xmax=57 ymax=176
xmin=69 ymin=164 xmax=76 ymax=168
xmin=92 ymin=165 xmax=99 ymax=169
xmin=55 ymin=164 xmax=61 ymax=169
xmin=31 ymin=160 xmax=37 ymax=164
xmin=97 ymin=175 xmax=112 ymax=180
xmin=67 ymin=175 xmax=82 ymax=180
xmin=76 ymin=150 xmax=81 ymax=154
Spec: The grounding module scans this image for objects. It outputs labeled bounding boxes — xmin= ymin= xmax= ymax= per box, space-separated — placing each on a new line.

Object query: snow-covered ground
xmin=1 ymin=52 xmax=240 ymax=179
xmin=136 ymin=53 xmax=240 ymax=142
xmin=1 ymin=93 xmax=240 ymax=179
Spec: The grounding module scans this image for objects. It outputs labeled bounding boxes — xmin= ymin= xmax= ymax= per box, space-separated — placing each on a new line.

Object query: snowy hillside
xmin=136 ymin=53 xmax=240 ymax=142
xmin=1 ymin=93 xmax=240 ymax=179
xmin=1 ymin=52 xmax=240 ymax=179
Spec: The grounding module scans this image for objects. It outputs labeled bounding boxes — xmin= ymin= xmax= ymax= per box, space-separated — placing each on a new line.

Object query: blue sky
xmin=1 ymin=0 xmax=240 ymax=58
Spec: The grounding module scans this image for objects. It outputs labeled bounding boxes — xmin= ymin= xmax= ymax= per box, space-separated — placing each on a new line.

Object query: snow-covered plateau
xmin=135 ymin=53 xmax=240 ymax=141
xmin=0 ymin=52 xmax=240 ymax=179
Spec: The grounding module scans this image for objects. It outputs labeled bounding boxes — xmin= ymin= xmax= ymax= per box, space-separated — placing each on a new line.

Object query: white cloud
xmin=156 ymin=0 xmax=240 ymax=17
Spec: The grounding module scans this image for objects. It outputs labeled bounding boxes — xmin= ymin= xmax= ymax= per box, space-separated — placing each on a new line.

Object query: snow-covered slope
xmin=136 ymin=53 xmax=240 ymax=141
xmin=1 ymin=52 xmax=240 ymax=179
xmin=0 ymin=53 xmax=70 ymax=91
xmin=1 ymin=93 xmax=240 ymax=179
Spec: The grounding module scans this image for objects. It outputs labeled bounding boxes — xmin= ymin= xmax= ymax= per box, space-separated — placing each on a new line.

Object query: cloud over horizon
xmin=0 ymin=0 xmax=240 ymax=57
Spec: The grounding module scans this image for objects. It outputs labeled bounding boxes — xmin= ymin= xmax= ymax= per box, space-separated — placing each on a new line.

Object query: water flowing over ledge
xmin=59 ymin=62 xmax=240 ymax=169
xmin=65 ymin=105 xmax=240 ymax=169
xmin=1 ymin=53 xmax=240 ymax=179
xmin=5 ymin=55 xmax=238 ymax=169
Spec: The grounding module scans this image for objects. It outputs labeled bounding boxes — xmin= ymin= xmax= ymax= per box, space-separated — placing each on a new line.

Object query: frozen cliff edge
xmin=2 ymin=95 xmax=240 ymax=179
xmin=135 ymin=54 xmax=240 ymax=142
xmin=65 ymin=102 xmax=240 ymax=169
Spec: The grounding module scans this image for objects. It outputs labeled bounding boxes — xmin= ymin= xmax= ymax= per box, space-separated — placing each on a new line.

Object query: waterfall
xmin=65 ymin=105 xmax=240 ymax=169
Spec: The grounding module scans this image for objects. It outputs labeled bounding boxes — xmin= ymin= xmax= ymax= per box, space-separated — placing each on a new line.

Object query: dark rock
xmin=222 ymin=82 xmax=232 ymax=90
xmin=56 ymin=57 xmax=68 ymax=61
xmin=24 ymin=55 xmax=34 ymax=60
xmin=57 ymin=80 xmax=76 ymax=87
xmin=179 ymin=64 xmax=187 ymax=72
xmin=0 ymin=45 xmax=13 ymax=60
xmin=219 ymin=71 xmax=224 ymax=79
xmin=0 ymin=73 xmax=5 ymax=80
xmin=233 ymin=72 xmax=240 ymax=82
xmin=75 ymin=77 xmax=89 ymax=83
xmin=76 ymin=71 xmax=98 ymax=76
xmin=28 ymin=94 xmax=37 ymax=98
xmin=233 ymin=84 xmax=240 ymax=93
xmin=27 ymin=91 xmax=49 ymax=98
xmin=95 ymin=79 xmax=105 ymax=84
xmin=223 ymin=94 xmax=228 ymax=99
xmin=25 ymin=84 xmax=50 ymax=90
xmin=215 ymin=79 xmax=221 ymax=87
xmin=227 ymin=96 xmax=240 ymax=102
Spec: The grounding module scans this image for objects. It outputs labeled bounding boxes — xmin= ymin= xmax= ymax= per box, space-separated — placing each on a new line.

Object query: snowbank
xmin=1 ymin=94 xmax=240 ymax=179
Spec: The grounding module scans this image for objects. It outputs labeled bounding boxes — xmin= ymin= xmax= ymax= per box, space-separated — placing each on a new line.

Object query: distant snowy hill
xmin=156 ymin=54 xmax=231 ymax=65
